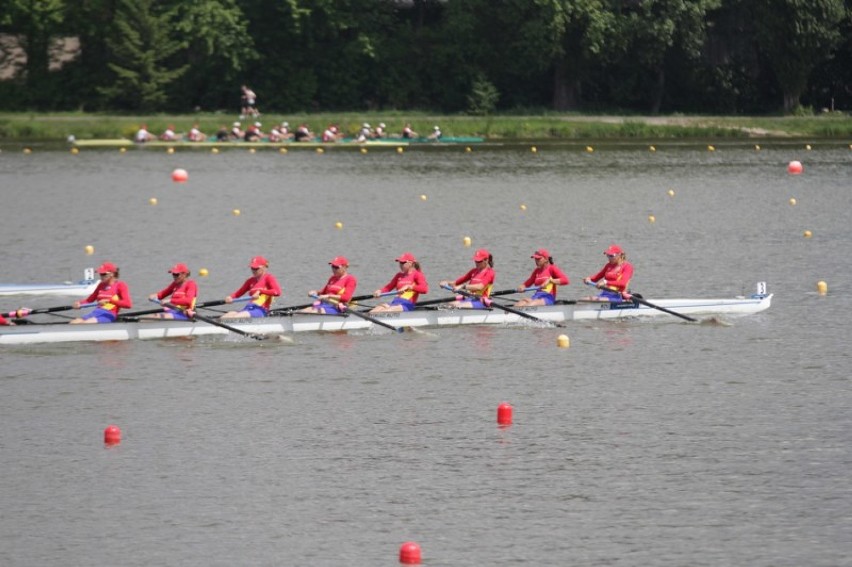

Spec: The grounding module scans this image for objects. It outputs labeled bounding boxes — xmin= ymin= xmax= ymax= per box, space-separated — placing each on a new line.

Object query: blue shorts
xmin=460 ymin=298 xmax=488 ymax=309
xmin=390 ymin=297 xmax=416 ymax=312
xmin=243 ymin=303 xmax=269 ymax=318
xmin=598 ymin=289 xmax=624 ymax=303
xmin=83 ymin=308 xmax=117 ymax=323
xmin=315 ymin=303 xmax=344 ymax=314
xmin=168 ymin=309 xmax=191 ymax=321
xmin=530 ymin=291 xmax=556 ymax=305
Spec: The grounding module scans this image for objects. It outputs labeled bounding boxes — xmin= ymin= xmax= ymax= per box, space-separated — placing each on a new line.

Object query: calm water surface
xmin=1 ymin=143 xmax=850 ymax=566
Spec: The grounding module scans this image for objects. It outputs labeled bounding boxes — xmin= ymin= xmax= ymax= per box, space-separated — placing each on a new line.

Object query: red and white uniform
xmin=587 ymin=262 xmax=633 ymax=292
xmin=522 ymin=265 xmax=569 ymax=298
xmin=81 ymin=280 xmax=132 ymax=316
xmin=188 ymin=127 xmax=204 ymax=141
xmin=318 ymin=273 xmax=358 ymax=303
xmin=230 ymin=273 xmax=281 ymax=310
xmin=0 ymin=313 xmax=10 ymax=325
xmin=453 ymin=267 xmax=495 ymax=298
xmin=379 ymin=270 xmax=429 ymax=303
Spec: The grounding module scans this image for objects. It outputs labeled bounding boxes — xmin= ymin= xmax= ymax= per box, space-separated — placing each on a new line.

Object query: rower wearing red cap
xmin=70 ymin=262 xmax=132 ymax=323
xmin=514 ymin=248 xmax=569 ymax=307
xmin=439 ymin=248 xmax=495 ymax=309
xmin=370 ymin=252 xmax=429 ymax=313
xmin=584 ymin=244 xmax=633 ymax=302
xmin=302 ymin=256 xmax=358 ymax=314
xmin=222 ymin=256 xmax=281 ymax=319
xmin=146 ymin=263 xmax=198 ymax=319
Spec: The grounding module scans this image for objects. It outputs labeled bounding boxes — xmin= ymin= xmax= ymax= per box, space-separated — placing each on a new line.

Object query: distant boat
xmin=0 ymin=268 xmax=98 ymax=296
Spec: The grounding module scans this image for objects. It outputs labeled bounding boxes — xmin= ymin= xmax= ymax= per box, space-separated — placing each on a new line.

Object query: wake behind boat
xmin=0 ymin=284 xmax=771 ymax=345
xmin=0 ymin=269 xmax=97 ymax=297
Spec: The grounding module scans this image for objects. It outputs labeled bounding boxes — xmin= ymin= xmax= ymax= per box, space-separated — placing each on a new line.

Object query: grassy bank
xmin=1 ymin=111 xmax=851 ymax=142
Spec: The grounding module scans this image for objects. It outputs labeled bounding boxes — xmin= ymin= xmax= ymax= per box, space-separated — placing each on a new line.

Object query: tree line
xmin=1 ymin=0 xmax=849 ymax=115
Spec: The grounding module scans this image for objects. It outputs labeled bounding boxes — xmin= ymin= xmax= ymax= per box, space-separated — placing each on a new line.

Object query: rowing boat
xmin=0 ymin=269 xmax=97 ymax=297
xmin=0 ymin=285 xmax=771 ymax=345
xmin=71 ymin=135 xmax=484 ymax=149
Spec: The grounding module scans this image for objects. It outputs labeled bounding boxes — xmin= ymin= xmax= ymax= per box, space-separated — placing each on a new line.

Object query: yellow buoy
xmin=707 ymin=145 xmax=716 ymax=152
xmin=335 ymin=221 xmax=343 ymax=229
xmin=199 ymin=268 xmax=209 ymax=277
xmin=585 ymin=146 xmax=594 ymax=153
xmin=119 ymin=147 xmax=126 ymax=153
xmin=315 ymin=147 xmax=323 ymax=154
xmin=648 ymin=215 xmax=656 ymax=223
xmin=420 ymin=194 xmax=427 ymax=201
xmin=667 ymin=189 xmax=675 ymax=197
xmin=23 ymin=148 xmax=32 ymax=154
xmin=754 ymin=144 xmax=761 ymax=151
xmin=84 ymin=245 xmax=94 ymax=255
xmin=249 ymin=148 xmax=256 ymax=154
xmin=465 ymin=146 xmax=472 ymax=153
xmin=556 ymin=334 xmax=570 ymax=348
xmin=232 ymin=209 xmax=241 ymax=216
xmin=789 ymin=197 xmax=797 ymax=206
xmin=397 ymin=147 xmax=404 ymax=154
xmin=520 ymin=204 xmax=527 ymax=211
xmin=149 ymin=197 xmax=158 ymax=206
xmin=463 ymin=236 xmax=472 ymax=247
xmin=531 ymin=146 xmax=537 ymax=153
xmin=70 ymin=147 xmax=79 ymax=155
xmin=649 ymin=145 xmax=656 ymax=152
xmin=805 ymin=144 xmax=812 ymax=150
xmin=360 ymin=147 xmax=368 ymax=154
xmin=803 ymin=230 xmax=812 ymax=238
xmin=167 ymin=147 xmax=174 ymax=154
xmin=816 ymin=281 xmax=828 ymax=295
xmin=211 ymin=147 xmax=219 ymax=154
xmin=279 ymin=147 xmax=287 ymax=154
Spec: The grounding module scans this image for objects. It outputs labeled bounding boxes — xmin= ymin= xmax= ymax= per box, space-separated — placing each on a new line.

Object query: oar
xmin=120 ymin=297 xmax=249 ymax=319
xmin=441 ymin=285 xmax=566 ymax=327
xmin=311 ymin=295 xmax=403 ymax=333
xmin=152 ymin=299 xmax=268 ymax=340
xmin=416 ymin=287 xmax=539 ymax=308
xmin=6 ymin=302 xmax=97 ymax=319
xmin=586 ymin=282 xmax=697 ymax=322
xmin=268 ymin=291 xmax=396 ymax=315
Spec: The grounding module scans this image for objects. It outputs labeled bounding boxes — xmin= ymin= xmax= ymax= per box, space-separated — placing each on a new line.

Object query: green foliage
xmin=98 ymin=0 xmax=188 ymax=111
xmin=467 ymin=75 xmax=500 ymax=116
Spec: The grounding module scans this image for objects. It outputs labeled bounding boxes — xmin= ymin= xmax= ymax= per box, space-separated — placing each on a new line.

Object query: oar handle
xmin=9 ymin=302 xmax=97 ymax=318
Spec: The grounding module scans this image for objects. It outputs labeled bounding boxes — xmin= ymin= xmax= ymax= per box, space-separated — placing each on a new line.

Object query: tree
xmin=99 ymin=0 xmax=187 ymax=111
xmin=752 ymin=0 xmax=845 ymax=112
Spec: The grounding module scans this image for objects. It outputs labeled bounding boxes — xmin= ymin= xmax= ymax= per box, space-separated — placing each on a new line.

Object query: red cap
xmin=329 ymin=256 xmax=349 ymax=267
xmin=168 ymin=263 xmax=189 ymax=274
xmin=473 ymin=248 xmax=490 ymax=262
xmin=395 ymin=252 xmax=417 ymax=263
xmin=249 ymin=255 xmax=268 ymax=269
xmin=604 ymin=245 xmax=623 ymax=256
xmin=97 ymin=262 xmax=118 ymax=274
xmin=531 ymin=249 xmax=550 ymax=259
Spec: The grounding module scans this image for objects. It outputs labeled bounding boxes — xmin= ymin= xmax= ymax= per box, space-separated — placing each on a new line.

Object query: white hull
xmin=0 ymin=292 xmax=772 ymax=345
xmin=0 ymin=270 xmax=97 ymax=297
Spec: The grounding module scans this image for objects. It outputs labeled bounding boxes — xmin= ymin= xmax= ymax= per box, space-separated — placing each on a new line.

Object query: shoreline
xmin=1 ymin=111 xmax=851 ymax=143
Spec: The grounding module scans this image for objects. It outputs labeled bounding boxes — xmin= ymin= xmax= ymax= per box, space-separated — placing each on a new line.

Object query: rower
xmin=70 ymin=262 xmax=133 ymax=324
xmin=221 ymin=256 xmax=281 ymax=319
xmin=145 ymin=263 xmax=198 ymax=320
xmin=370 ymin=253 xmax=429 ymax=313
xmin=301 ymin=256 xmax=358 ymax=314
xmin=513 ymin=249 xmax=569 ymax=307
xmin=439 ymin=249 xmax=495 ymax=309
xmin=583 ymin=244 xmax=633 ymax=302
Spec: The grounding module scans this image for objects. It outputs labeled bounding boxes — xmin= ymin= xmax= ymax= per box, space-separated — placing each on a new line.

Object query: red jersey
xmin=522 ymin=264 xmax=569 ymax=298
xmin=319 ymin=273 xmax=358 ymax=303
xmin=230 ymin=272 xmax=281 ymax=310
xmin=380 ymin=270 xmax=429 ymax=303
xmin=0 ymin=313 xmax=9 ymax=325
xmin=454 ymin=267 xmax=495 ymax=298
xmin=82 ymin=280 xmax=132 ymax=315
xmin=588 ymin=261 xmax=633 ymax=292
xmin=156 ymin=279 xmax=198 ymax=310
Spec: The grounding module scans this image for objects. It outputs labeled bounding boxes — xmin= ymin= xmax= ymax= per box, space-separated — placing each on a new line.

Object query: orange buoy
xmin=497 ymin=402 xmax=513 ymax=426
xmin=171 ymin=168 xmax=188 ymax=183
xmin=104 ymin=425 xmax=121 ymax=446
xmin=399 ymin=542 xmax=421 ymax=564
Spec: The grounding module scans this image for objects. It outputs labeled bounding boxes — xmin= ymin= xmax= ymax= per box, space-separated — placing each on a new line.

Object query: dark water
xmin=1 ymin=143 xmax=850 ymax=566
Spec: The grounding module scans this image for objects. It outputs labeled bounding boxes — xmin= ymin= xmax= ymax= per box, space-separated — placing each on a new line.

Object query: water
xmin=1 ymin=143 xmax=850 ymax=566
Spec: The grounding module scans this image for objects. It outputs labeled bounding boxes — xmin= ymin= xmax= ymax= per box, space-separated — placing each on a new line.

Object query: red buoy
xmin=104 ymin=425 xmax=121 ymax=446
xmin=497 ymin=402 xmax=513 ymax=426
xmin=171 ymin=168 xmax=189 ymax=183
xmin=787 ymin=160 xmax=803 ymax=175
xmin=399 ymin=541 xmax=422 ymax=564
